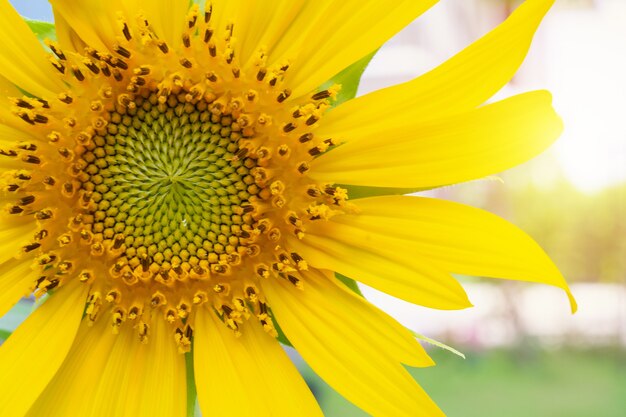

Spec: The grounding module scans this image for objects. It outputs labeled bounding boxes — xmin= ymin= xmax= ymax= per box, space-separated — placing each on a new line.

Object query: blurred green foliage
xmin=509 ymin=180 xmax=626 ymax=283
xmin=302 ymin=348 xmax=626 ymax=417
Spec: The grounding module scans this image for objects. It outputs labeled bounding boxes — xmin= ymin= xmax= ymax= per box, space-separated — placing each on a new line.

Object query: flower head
xmin=0 ymin=0 xmax=575 ymax=416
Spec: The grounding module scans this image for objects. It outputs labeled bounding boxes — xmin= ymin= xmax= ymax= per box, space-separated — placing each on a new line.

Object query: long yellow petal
xmin=86 ymin=317 xmax=186 ymax=417
xmin=25 ymin=316 xmax=117 ymax=417
xmin=275 ymin=0 xmax=437 ymax=97
xmin=124 ymin=0 xmax=189 ymax=50
xmin=333 ymin=195 xmax=577 ymax=312
xmin=319 ymin=0 xmax=555 ymax=136
xmin=208 ymin=0 xmax=309 ymax=68
xmin=289 ymin=232 xmax=471 ymax=310
xmin=0 ymin=0 xmax=65 ymax=97
xmin=262 ymin=275 xmax=445 ymax=417
xmin=0 ymin=259 xmax=35 ymax=318
xmin=49 ymin=0 xmax=124 ymax=52
xmin=195 ymin=310 xmax=323 ymax=417
xmin=53 ymin=10 xmax=88 ymax=54
xmin=0 ymin=281 xmax=87 ymax=417
xmin=311 ymin=91 xmax=563 ymax=188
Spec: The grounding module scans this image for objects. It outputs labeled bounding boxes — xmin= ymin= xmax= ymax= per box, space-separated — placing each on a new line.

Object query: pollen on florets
xmin=0 ymin=4 xmax=350 ymax=351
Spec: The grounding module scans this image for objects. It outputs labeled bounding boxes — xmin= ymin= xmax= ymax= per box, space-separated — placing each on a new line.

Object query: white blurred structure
xmin=362 ymin=283 xmax=626 ymax=348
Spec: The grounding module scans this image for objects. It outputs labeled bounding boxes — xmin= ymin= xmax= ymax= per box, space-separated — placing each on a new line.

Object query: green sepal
xmin=269 ymin=307 xmax=293 ymax=348
xmin=410 ymin=329 xmax=466 ymax=359
xmin=185 ymin=350 xmax=198 ymax=417
xmin=25 ymin=19 xmax=56 ymax=42
xmin=335 ymin=272 xmax=363 ymax=297
xmin=0 ymin=329 xmax=11 ymax=342
xmin=341 ymin=184 xmax=432 ymax=199
xmin=322 ymin=49 xmax=378 ymax=108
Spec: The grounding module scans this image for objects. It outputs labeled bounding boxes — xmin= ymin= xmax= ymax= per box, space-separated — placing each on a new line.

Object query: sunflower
xmin=0 ymin=0 xmax=575 ymax=416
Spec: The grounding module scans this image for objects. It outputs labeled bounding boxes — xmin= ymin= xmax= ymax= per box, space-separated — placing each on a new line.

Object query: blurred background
xmin=3 ymin=0 xmax=625 ymax=416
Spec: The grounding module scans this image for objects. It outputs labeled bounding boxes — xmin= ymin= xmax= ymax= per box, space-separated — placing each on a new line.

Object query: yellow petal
xmin=0 ymin=281 xmax=88 ymax=417
xmin=53 ymin=10 xmax=88 ymax=54
xmin=311 ymin=90 xmax=563 ymax=188
xmin=124 ymin=0 xmax=189 ymax=50
xmin=262 ymin=274 xmax=445 ymax=417
xmin=274 ymin=0 xmax=437 ymax=97
xmin=50 ymin=0 xmax=124 ymax=52
xmin=0 ymin=0 xmax=65 ymax=97
xmin=25 ymin=316 xmax=117 ymax=417
xmin=0 ymin=259 xmax=35 ymax=318
xmin=289 ymin=231 xmax=471 ymax=310
xmin=319 ymin=0 xmax=555 ymax=136
xmin=336 ymin=195 xmax=577 ymax=312
xmin=87 ymin=317 xmax=187 ymax=417
xmin=195 ymin=310 xmax=323 ymax=417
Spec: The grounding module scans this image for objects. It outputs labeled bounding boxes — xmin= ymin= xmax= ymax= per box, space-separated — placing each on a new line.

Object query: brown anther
xmin=51 ymin=60 xmax=65 ymax=74
xmin=122 ymin=23 xmax=132 ymax=40
xmin=157 ymin=40 xmax=169 ymax=54
xmin=283 ymin=123 xmax=296 ymax=133
xmin=114 ymin=44 xmax=132 ymax=58
xmin=306 ymin=115 xmax=319 ymax=126
xmin=308 ymin=146 xmax=322 ymax=156
xmin=22 ymin=155 xmax=41 ymax=164
xmin=180 ymin=58 xmax=193 ymax=68
xmin=298 ymin=133 xmax=313 ymax=143
xmin=15 ymin=98 xmax=34 ymax=109
xmin=33 ymin=114 xmax=48 ymax=124
xmin=106 ymin=289 xmax=121 ymax=303
xmin=183 ymin=33 xmax=191 ymax=48
xmin=312 ymin=90 xmax=331 ymax=100
xmin=205 ymin=72 xmax=218 ymax=82
xmin=277 ymin=89 xmax=292 ymax=103
xmin=79 ymin=270 xmax=93 ymax=283
xmin=113 ymin=234 xmax=125 ymax=249
xmin=113 ymin=69 xmax=123 ymax=81
xmin=208 ymin=43 xmax=217 ymax=57
xmin=35 ymin=209 xmax=53 ymax=220
xmin=204 ymin=28 xmax=213 ymax=43
xmin=23 ymin=242 xmax=41 ymax=253
xmin=36 ymin=253 xmax=56 ymax=265
xmin=256 ymin=264 xmax=270 ymax=279
xmin=58 ymin=261 xmax=73 ymax=272
xmin=287 ymin=275 xmax=301 ymax=287
xmin=232 ymin=68 xmax=241 ymax=78
xmin=18 ymin=195 xmax=35 ymax=206
xmin=58 ymin=93 xmax=73 ymax=104
xmin=297 ymin=162 xmax=310 ymax=174
xmin=63 ymin=182 xmax=74 ymax=196
xmin=72 ymin=66 xmax=85 ymax=81
xmin=84 ymin=60 xmax=100 ymax=74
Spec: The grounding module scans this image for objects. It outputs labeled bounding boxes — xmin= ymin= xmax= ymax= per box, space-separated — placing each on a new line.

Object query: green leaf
xmin=25 ymin=19 xmax=56 ymax=42
xmin=410 ymin=330 xmax=466 ymax=359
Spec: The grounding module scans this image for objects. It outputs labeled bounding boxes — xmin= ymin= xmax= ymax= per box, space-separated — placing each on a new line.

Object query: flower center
xmin=1 ymin=4 xmax=350 ymax=351
xmin=82 ymin=91 xmax=259 ymax=274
